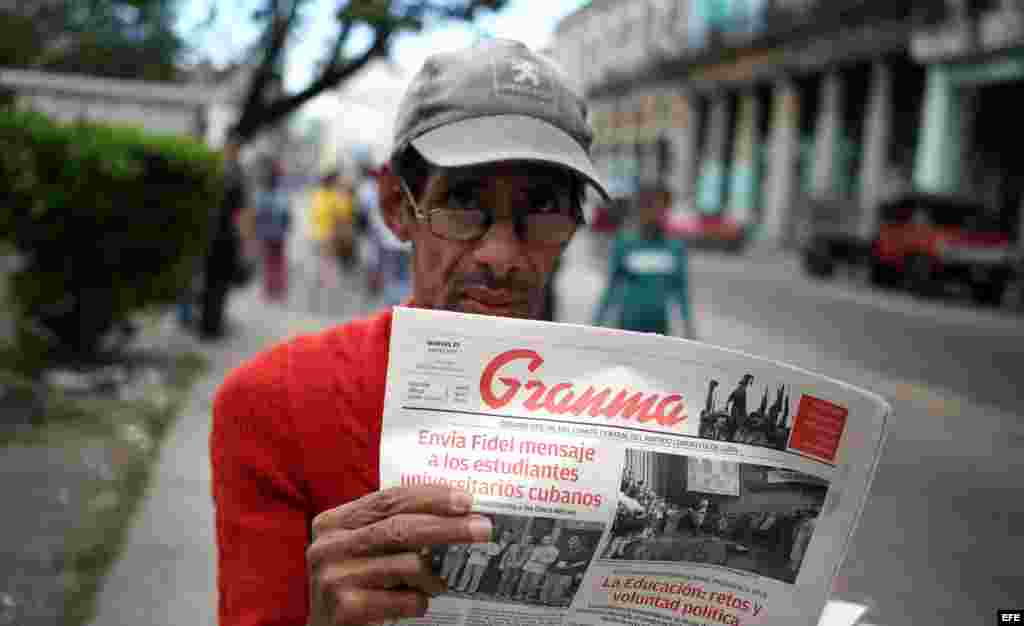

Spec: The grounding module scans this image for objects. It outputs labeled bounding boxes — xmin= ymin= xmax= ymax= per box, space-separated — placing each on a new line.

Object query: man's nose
xmin=473 ymin=218 xmax=528 ymax=279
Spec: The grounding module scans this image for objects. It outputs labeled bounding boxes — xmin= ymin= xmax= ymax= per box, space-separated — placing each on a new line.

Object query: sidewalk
xmin=87 ymin=280 xmax=358 ymax=626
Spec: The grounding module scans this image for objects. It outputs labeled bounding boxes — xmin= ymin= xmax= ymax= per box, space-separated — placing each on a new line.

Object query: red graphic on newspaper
xmin=788 ymin=395 xmax=848 ymax=463
xmin=479 ymin=349 xmax=689 ymax=428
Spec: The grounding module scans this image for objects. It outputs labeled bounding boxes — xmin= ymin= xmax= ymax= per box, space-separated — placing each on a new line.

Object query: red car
xmin=870 ymin=192 xmax=1014 ymax=305
xmin=588 ymin=196 xmax=631 ymax=234
xmin=664 ymin=209 xmax=748 ymax=252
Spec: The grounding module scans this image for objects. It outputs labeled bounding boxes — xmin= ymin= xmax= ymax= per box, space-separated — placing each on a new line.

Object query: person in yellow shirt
xmin=308 ymin=170 xmax=354 ymax=291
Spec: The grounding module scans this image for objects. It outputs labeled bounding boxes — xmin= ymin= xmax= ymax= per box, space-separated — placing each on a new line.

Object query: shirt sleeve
xmin=210 ymin=347 xmax=312 ymax=626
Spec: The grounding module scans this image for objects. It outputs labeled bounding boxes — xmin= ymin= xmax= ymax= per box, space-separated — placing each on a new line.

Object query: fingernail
xmin=450 ymin=491 xmax=473 ymax=514
xmin=468 ymin=515 xmax=492 ymax=542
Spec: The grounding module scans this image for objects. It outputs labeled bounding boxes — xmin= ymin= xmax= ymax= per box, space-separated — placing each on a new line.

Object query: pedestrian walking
xmin=308 ymin=169 xmax=354 ymax=289
xmin=195 ymin=129 xmax=248 ymax=341
xmin=363 ymin=163 xmax=411 ymax=306
xmin=253 ymin=158 xmax=292 ymax=302
xmin=592 ymin=184 xmax=697 ymax=339
xmin=211 ymin=38 xmax=609 ymax=626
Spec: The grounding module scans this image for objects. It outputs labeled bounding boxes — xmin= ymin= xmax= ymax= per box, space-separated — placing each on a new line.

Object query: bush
xmin=0 ymin=108 xmax=224 ymax=362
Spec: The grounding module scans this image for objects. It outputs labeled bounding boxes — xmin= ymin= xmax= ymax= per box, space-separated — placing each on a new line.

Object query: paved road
xmin=556 ymin=233 xmax=1024 ymax=625
xmin=90 ymin=190 xmax=1022 ymax=625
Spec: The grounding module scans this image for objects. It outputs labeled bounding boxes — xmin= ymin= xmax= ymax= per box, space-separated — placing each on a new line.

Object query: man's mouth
xmin=460 ymin=287 xmax=527 ymax=315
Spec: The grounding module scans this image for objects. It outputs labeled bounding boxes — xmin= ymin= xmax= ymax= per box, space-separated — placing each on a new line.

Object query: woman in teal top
xmin=593 ymin=185 xmax=696 ymax=339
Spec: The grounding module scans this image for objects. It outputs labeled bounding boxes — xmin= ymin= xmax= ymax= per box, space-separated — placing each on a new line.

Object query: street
xmin=554 ymin=234 xmax=1024 ymax=624
xmin=279 ymin=192 xmax=1024 ymax=624
xmin=88 ymin=191 xmax=1023 ymax=626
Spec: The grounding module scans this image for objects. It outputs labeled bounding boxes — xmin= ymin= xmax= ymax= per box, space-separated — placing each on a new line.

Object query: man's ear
xmin=380 ymin=171 xmax=414 ymax=242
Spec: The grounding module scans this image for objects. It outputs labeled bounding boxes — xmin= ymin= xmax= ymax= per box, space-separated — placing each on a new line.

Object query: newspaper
xmin=381 ymin=307 xmax=890 ymax=626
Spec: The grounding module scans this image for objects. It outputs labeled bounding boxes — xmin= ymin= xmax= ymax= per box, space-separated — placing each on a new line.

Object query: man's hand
xmin=307 ymin=486 xmax=491 ymax=625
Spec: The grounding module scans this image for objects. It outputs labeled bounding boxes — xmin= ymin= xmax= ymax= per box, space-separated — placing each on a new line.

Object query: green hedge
xmin=0 ymin=108 xmax=224 ymax=362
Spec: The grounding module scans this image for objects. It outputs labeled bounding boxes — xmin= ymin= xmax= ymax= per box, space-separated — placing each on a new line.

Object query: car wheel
xmin=803 ymin=248 xmax=835 ymax=279
xmin=971 ymin=277 xmax=1007 ymax=307
xmin=869 ymin=259 xmax=898 ymax=288
xmin=906 ymin=255 xmax=938 ymax=297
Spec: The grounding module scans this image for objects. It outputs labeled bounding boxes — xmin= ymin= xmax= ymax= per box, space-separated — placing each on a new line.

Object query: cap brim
xmin=410 ymin=114 xmax=610 ymax=200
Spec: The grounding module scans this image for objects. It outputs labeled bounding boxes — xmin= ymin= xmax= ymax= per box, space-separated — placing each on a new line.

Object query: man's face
xmin=389 ymin=162 xmax=574 ymax=319
xmin=542 ymin=535 xmax=554 ymax=546
xmin=567 ymin=536 xmax=580 ymax=550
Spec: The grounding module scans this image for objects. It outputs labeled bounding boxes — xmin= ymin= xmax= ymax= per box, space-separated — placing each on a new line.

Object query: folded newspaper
xmin=381 ymin=307 xmax=890 ymax=626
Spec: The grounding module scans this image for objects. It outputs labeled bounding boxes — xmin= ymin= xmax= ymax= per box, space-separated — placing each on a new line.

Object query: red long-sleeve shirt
xmin=210 ymin=309 xmax=393 ymax=626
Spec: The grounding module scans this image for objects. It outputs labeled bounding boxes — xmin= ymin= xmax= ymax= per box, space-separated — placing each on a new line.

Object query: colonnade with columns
xmin=591 ymin=59 xmax=902 ymax=248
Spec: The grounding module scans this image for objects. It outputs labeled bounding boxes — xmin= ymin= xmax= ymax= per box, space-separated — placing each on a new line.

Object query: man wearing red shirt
xmin=210 ymin=38 xmax=608 ymax=626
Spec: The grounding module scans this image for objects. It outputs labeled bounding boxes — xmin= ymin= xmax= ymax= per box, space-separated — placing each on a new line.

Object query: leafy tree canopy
xmin=1 ymin=0 xmax=187 ymax=81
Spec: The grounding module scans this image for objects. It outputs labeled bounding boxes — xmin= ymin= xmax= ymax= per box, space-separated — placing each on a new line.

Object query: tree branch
xmin=253 ymin=25 xmax=395 ymax=132
xmin=235 ymin=0 xmax=302 ymax=137
xmin=325 ymin=17 xmax=354 ymax=72
xmin=229 ymin=0 xmax=508 ymax=144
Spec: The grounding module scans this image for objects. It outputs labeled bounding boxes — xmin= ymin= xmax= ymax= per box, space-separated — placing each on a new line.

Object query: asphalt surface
xmin=88 ymin=190 xmax=1023 ymax=626
xmin=556 ymin=234 xmax=1024 ymax=625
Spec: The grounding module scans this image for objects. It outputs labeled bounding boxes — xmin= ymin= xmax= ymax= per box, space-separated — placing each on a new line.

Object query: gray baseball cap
xmin=391 ymin=38 xmax=609 ymax=199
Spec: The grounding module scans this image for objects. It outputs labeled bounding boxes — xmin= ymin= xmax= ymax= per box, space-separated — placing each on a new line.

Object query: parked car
xmin=664 ymin=208 xmax=748 ymax=252
xmin=870 ymin=192 xmax=1015 ymax=305
xmin=587 ymin=177 xmax=636 ymax=234
xmin=797 ymin=195 xmax=871 ymax=278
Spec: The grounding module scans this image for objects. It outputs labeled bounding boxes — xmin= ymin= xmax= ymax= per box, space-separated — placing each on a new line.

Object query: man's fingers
xmin=319 ymin=551 xmax=447 ymax=596
xmin=309 ymin=513 xmax=492 ymax=564
xmin=332 ymin=588 xmax=430 ymax=624
xmin=312 ymin=486 xmax=473 ymax=536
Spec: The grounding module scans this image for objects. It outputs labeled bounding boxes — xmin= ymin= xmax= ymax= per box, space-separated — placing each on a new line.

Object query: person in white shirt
xmin=360 ymin=165 xmax=412 ymax=305
xmin=515 ymin=535 xmax=560 ymax=601
xmin=456 ymin=538 xmax=502 ymax=593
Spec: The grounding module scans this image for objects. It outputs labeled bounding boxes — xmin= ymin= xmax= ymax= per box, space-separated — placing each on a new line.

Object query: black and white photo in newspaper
xmin=381 ymin=307 xmax=890 ymax=626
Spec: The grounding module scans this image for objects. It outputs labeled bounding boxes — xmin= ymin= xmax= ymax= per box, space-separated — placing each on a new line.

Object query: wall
xmin=15 ymin=89 xmax=202 ymax=136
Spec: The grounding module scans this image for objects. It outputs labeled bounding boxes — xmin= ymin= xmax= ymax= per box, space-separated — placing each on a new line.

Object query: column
xmin=608 ymin=98 xmax=630 ymax=189
xmin=727 ymin=90 xmax=762 ymax=226
xmin=764 ymin=79 xmax=801 ymax=246
xmin=913 ymin=65 xmax=962 ymax=194
xmin=812 ymin=71 xmax=844 ymax=198
xmin=858 ymin=62 xmax=894 ymax=240
xmin=696 ymin=92 xmax=730 ymax=214
xmin=663 ymin=90 xmax=701 ymax=207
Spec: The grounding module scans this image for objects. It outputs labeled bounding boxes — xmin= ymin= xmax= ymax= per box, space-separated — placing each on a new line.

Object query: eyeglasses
xmin=399 ymin=177 xmax=579 ymax=246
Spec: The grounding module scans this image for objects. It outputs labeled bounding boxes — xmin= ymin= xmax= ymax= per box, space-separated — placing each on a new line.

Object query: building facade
xmin=0 ymin=65 xmax=292 ymax=157
xmin=550 ymin=0 xmax=1024 ymax=249
xmin=0 ymin=67 xmax=212 ymax=139
xmin=912 ymin=0 xmax=1024 ymax=242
